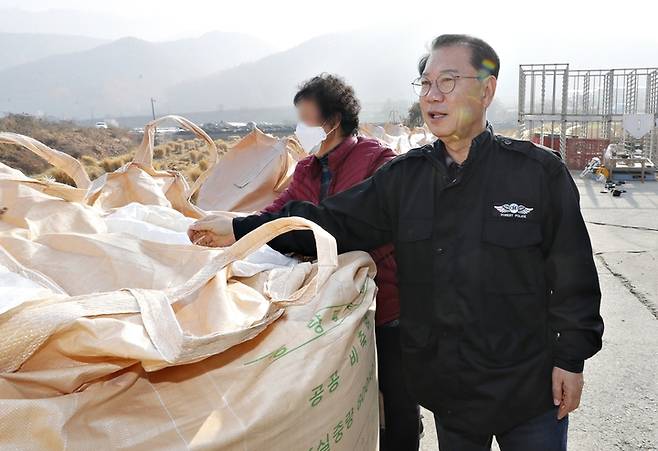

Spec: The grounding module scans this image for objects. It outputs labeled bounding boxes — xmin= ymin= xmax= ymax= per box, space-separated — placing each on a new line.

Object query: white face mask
xmin=295 ymin=122 xmax=337 ymax=154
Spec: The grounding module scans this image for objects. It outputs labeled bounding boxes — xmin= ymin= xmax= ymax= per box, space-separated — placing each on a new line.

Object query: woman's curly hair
xmin=293 ymin=73 xmax=361 ymax=136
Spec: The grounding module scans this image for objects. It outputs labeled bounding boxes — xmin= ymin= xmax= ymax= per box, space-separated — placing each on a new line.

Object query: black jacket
xmin=233 ymin=125 xmax=604 ymax=434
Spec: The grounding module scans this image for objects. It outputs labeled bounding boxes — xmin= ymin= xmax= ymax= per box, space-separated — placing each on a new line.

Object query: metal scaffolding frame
xmin=518 ymin=64 xmax=658 ymax=161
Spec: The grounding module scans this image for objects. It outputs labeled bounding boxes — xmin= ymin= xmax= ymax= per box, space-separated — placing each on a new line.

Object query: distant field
xmin=0 ymin=114 xmax=234 ymax=187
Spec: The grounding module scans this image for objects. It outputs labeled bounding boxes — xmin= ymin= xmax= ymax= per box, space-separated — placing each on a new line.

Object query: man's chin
xmin=426 ymin=124 xmax=455 ymax=140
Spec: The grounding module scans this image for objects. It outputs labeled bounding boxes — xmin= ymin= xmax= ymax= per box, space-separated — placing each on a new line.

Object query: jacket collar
xmin=312 ymin=135 xmax=359 ymax=172
xmin=432 ymin=122 xmax=494 ymax=169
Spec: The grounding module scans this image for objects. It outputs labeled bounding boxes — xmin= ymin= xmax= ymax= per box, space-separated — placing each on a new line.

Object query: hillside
xmin=164 ymin=29 xmax=426 ymax=113
xmin=164 ymin=29 xmax=658 ymax=117
xmin=0 ymin=32 xmax=106 ymax=71
xmin=0 ymin=32 xmax=274 ymax=118
xmin=0 ymin=114 xmax=139 ymax=175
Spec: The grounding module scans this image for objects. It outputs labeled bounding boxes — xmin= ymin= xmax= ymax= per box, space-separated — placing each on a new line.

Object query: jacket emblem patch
xmin=494 ymin=203 xmax=534 ymax=219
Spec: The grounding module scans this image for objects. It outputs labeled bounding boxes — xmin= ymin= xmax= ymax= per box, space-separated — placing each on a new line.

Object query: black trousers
xmin=434 ymin=407 xmax=568 ymax=451
xmin=376 ymin=322 xmax=421 ymax=451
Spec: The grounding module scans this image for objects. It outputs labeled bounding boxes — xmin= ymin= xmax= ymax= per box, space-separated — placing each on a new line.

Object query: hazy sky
xmin=2 ymin=0 xmax=657 ymax=50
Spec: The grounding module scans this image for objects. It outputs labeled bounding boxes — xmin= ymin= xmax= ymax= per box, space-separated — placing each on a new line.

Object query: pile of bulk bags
xmin=359 ymin=123 xmax=435 ymax=154
xmin=0 ymin=115 xmax=379 ymax=450
xmin=197 ymin=128 xmax=306 ymax=213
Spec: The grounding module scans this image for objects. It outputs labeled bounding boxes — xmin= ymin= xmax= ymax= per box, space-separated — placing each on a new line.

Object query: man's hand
xmin=552 ymin=366 xmax=585 ymax=420
xmin=187 ymin=213 xmax=237 ymax=247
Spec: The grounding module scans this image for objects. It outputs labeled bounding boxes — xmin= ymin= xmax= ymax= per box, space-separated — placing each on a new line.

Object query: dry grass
xmin=0 ymin=114 xmax=235 ymax=188
xmin=41 ymin=168 xmax=76 ymax=186
xmin=80 ymin=155 xmax=98 ymax=166
xmin=46 ymin=136 xmax=228 ymax=187
xmin=153 ymin=147 xmax=166 ymax=159
xmin=99 ymin=155 xmax=133 ymax=173
xmin=186 ymin=167 xmax=203 ymax=182
xmin=0 ymin=114 xmax=139 ymax=175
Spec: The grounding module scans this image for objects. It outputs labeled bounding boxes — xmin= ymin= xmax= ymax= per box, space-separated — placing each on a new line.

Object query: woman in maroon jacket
xmin=264 ymin=74 xmax=421 ymax=450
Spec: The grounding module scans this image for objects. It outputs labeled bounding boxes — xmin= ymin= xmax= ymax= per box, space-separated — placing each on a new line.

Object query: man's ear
xmin=482 ymin=76 xmax=497 ymax=108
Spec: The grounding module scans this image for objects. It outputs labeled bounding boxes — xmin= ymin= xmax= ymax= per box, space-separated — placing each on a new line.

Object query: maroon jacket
xmin=262 ymin=135 xmax=399 ymax=325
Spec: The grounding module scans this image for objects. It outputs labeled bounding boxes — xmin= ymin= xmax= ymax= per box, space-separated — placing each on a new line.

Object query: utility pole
xmin=150 ymin=98 xmax=157 ymax=147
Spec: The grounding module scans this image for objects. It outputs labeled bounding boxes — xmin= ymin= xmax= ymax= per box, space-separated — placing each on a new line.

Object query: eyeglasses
xmin=411 ymin=74 xmax=482 ymax=96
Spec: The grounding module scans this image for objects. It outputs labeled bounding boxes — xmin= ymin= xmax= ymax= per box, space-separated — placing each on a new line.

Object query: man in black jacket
xmin=189 ymin=35 xmax=604 ymax=450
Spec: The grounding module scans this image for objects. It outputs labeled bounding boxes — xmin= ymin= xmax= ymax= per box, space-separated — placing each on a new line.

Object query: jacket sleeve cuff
xmin=232 ymin=216 xmax=267 ymax=241
xmin=554 ymin=358 xmax=584 ymax=373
